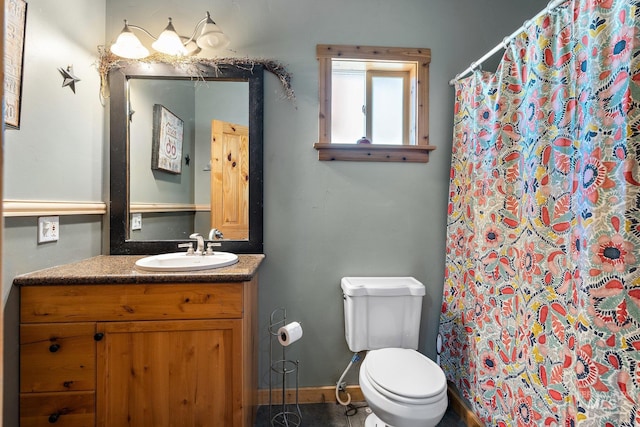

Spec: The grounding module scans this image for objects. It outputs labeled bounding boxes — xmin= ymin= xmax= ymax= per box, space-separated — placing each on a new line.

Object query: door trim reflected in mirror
xmin=109 ymin=62 xmax=264 ymax=255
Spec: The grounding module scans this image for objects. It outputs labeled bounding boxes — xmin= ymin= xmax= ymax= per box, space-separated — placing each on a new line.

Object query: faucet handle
xmin=178 ymin=242 xmax=194 ymax=255
xmin=205 ymin=242 xmax=215 ymax=256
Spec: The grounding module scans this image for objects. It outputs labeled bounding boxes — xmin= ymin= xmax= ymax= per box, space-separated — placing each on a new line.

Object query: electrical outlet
xmin=131 ymin=213 xmax=142 ymax=231
xmin=38 ymin=216 xmax=59 ymax=243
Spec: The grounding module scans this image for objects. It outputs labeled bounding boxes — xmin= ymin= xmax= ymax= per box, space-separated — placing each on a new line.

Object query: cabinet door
xmin=96 ymin=319 xmax=242 ymax=427
xmin=21 ymin=323 xmax=96 ymax=392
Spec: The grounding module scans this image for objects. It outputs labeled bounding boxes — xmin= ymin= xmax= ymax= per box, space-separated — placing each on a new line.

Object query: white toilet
xmin=341 ymin=277 xmax=448 ymax=427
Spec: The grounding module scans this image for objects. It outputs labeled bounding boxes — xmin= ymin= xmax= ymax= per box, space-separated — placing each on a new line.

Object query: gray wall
xmin=4 ymin=0 xmax=547 ymax=424
xmin=3 ymin=0 xmax=107 ymax=424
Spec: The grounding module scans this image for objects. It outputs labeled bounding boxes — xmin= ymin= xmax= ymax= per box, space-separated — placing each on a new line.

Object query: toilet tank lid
xmin=341 ymin=277 xmax=425 ymax=296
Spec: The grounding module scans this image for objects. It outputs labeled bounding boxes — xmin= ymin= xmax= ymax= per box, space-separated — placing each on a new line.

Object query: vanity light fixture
xmin=110 ymin=11 xmax=230 ymax=59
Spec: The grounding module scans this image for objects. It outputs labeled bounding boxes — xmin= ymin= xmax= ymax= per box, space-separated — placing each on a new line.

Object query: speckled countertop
xmin=13 ymin=254 xmax=265 ymax=286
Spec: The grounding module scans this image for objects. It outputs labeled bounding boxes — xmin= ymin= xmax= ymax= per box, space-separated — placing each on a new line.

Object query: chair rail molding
xmin=3 ymin=200 xmax=107 ymax=217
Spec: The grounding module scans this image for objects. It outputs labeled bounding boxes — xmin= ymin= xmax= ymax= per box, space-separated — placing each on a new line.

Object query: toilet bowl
xmin=359 ymin=348 xmax=448 ymax=427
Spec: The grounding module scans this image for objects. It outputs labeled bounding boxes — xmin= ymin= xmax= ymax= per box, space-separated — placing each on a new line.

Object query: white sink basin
xmin=135 ymin=252 xmax=239 ymax=272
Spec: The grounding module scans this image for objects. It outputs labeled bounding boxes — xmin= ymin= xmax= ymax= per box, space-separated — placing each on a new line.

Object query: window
xmin=315 ymin=45 xmax=434 ymax=162
xmin=332 ymin=67 xmax=411 ymax=145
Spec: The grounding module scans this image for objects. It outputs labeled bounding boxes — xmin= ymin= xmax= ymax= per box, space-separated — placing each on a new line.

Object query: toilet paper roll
xmin=278 ymin=321 xmax=303 ymax=346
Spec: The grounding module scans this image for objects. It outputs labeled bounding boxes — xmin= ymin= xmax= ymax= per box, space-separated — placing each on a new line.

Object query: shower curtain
xmin=439 ymin=0 xmax=640 ymax=425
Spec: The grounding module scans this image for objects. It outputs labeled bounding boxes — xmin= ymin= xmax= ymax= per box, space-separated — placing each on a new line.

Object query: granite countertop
xmin=13 ymin=254 xmax=265 ymax=286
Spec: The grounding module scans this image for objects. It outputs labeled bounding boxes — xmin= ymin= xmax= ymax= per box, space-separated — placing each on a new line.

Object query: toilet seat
xmin=364 ymin=348 xmax=447 ymax=405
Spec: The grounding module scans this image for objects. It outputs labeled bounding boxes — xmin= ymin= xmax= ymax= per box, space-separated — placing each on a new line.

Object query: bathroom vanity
xmin=14 ymin=254 xmax=264 ymax=427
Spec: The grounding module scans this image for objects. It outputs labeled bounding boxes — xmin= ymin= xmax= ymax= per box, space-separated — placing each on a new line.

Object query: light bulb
xmin=110 ymin=21 xmax=149 ymax=59
xmin=196 ymin=14 xmax=229 ymax=50
xmin=152 ymin=18 xmax=187 ymax=56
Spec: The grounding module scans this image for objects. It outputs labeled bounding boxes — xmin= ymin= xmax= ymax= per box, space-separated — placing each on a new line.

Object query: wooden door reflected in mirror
xmin=211 ymin=119 xmax=249 ymax=240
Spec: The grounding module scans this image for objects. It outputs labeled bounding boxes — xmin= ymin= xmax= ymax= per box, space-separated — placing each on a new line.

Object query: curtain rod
xmin=448 ymin=0 xmax=566 ymax=86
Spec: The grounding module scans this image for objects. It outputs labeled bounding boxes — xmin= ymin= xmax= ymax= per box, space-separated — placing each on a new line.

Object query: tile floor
xmin=255 ymin=402 xmax=466 ymax=427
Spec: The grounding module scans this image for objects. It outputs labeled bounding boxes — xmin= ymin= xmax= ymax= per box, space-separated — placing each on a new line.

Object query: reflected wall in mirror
xmin=110 ymin=62 xmax=263 ymax=255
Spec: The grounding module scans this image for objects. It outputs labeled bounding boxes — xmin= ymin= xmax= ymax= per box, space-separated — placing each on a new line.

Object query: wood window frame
xmin=314 ymin=44 xmax=435 ymax=163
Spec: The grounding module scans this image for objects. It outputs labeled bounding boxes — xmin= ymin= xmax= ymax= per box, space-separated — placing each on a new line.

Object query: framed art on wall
xmin=4 ymin=0 xmax=27 ymax=129
xmin=152 ymin=104 xmax=183 ymax=174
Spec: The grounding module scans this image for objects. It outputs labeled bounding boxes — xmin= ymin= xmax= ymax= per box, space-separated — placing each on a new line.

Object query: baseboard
xmin=447 ymin=382 xmax=484 ymax=427
xmin=260 ymin=383 xmax=484 ymax=427
xmin=258 ymin=385 xmax=364 ymax=406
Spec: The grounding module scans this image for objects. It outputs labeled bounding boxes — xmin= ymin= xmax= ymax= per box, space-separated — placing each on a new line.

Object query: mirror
xmin=109 ymin=62 xmax=264 ymax=255
xmin=128 ymin=79 xmax=249 ymax=240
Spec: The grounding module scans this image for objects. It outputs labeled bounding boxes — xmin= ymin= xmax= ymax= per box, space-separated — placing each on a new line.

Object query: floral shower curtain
xmin=438 ymin=0 xmax=640 ymax=425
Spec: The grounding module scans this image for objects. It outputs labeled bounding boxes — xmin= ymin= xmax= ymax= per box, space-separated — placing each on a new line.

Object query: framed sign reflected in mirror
xmin=4 ymin=0 xmax=27 ymax=129
xmin=152 ymin=104 xmax=184 ymax=174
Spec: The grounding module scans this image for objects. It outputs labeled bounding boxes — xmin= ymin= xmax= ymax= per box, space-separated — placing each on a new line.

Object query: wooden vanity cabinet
xmin=19 ymin=279 xmax=258 ymax=427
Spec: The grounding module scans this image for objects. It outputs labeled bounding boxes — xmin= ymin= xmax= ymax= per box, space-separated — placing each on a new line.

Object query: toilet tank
xmin=341 ymin=277 xmax=425 ymax=352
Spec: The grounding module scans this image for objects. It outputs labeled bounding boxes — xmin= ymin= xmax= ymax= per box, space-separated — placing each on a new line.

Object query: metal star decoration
xmin=58 ymin=65 xmax=81 ymax=93
xmin=185 ymin=154 xmax=191 ymax=166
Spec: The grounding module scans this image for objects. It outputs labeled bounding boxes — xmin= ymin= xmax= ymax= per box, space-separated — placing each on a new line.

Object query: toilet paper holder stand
xmin=268 ymin=308 xmax=302 ymax=427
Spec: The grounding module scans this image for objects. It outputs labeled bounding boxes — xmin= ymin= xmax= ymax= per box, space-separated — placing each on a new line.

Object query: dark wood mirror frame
xmin=109 ymin=62 xmax=264 ymax=255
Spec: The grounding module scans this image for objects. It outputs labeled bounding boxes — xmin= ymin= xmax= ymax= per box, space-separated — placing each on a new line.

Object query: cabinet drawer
xmin=21 ymin=283 xmax=243 ymax=323
xmin=21 ymin=323 xmax=96 ymax=393
xmin=20 ymin=391 xmax=95 ymax=427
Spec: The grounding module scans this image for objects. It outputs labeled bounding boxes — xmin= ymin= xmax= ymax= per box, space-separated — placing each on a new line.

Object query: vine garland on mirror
xmin=96 ymin=46 xmax=295 ymax=102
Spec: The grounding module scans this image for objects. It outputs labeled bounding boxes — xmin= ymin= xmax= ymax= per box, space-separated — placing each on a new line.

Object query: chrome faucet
xmin=189 ymin=233 xmax=205 ymax=255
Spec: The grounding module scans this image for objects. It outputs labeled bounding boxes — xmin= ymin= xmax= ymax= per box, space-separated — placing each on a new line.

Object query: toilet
xmin=341 ymin=277 xmax=448 ymax=427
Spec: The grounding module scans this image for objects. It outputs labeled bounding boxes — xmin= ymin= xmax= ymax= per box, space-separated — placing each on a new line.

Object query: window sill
xmin=313 ymin=143 xmax=436 ymax=163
